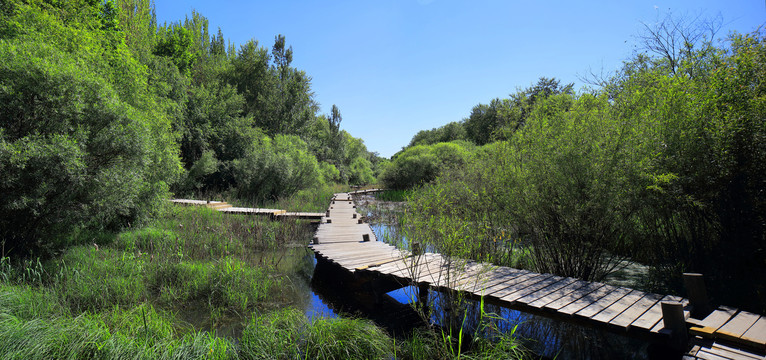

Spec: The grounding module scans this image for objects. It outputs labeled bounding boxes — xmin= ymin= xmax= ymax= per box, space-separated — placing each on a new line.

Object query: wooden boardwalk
xmin=169 ymin=199 xmax=324 ymax=220
xmin=309 ymin=192 xmax=766 ymax=358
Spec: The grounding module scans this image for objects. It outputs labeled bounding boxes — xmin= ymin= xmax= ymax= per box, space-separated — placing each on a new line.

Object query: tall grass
xmin=374 ymin=189 xmax=411 ymax=202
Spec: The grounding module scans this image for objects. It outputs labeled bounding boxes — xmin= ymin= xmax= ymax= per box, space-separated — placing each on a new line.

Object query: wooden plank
xmin=689 ymin=307 xmax=739 ymax=338
xmin=398 ymin=257 xmax=448 ymax=281
xmin=631 ymin=295 xmax=684 ymax=331
xmin=543 ymin=282 xmax=606 ymax=311
xmin=741 ymin=316 xmax=766 ymax=349
xmin=610 ymin=292 xmax=663 ymax=329
xmin=716 ymin=311 xmax=761 ymax=344
xmin=696 ymin=349 xmax=737 ymax=360
xmin=559 ymin=284 xmax=619 ymax=316
xmin=574 ymin=287 xmax=632 ymax=320
xmin=701 ymin=344 xmax=764 ymax=360
xmin=430 ymin=262 xmax=489 ymax=288
xmin=711 ymin=342 xmax=765 ymax=360
xmin=492 ymin=274 xmax=554 ymax=299
xmin=452 ymin=267 xmax=500 ymax=291
xmin=374 ymin=256 xmax=420 ymax=274
xmin=338 ymin=253 xmax=400 ymax=268
xmin=500 ymin=275 xmax=568 ymax=304
xmin=590 ymin=290 xmax=646 ymax=325
xmin=458 ymin=268 xmax=530 ymax=294
xmin=515 ymin=277 xmax=579 ymax=307
xmin=485 ymin=273 xmax=549 ymax=298
xmin=325 ymin=248 xmax=395 ymax=260
xmin=483 ymin=272 xmax=546 ymax=298
xmin=376 ymin=254 xmax=439 ymax=275
xmin=312 ymin=245 xmax=393 ymax=255
xmin=436 ymin=262 xmax=492 ymax=287
xmin=527 ymin=279 xmax=591 ymax=309
xmin=388 ymin=254 xmax=445 ymax=278
xmin=356 ymin=257 xmax=407 ymax=271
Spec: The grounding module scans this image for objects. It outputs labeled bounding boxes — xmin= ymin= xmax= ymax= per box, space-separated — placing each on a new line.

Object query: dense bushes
xmin=381 ymin=142 xmax=473 ymax=189
xmin=0 ymin=3 xmax=180 ymax=254
xmin=234 ymin=134 xmax=321 ymax=201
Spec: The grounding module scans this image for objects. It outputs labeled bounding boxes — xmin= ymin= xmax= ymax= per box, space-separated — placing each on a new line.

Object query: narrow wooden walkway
xmin=309 ymin=192 xmax=766 ymax=358
xmin=169 ymin=199 xmax=324 ymax=220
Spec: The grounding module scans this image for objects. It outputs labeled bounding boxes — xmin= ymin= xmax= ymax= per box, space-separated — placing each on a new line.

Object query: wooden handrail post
xmin=362 ymin=234 xmax=370 ymax=242
xmin=353 ymin=213 xmax=357 ymax=219
xmin=412 ymin=241 xmax=422 ymax=256
xmin=418 ymin=282 xmax=429 ymax=315
xmin=326 ymin=210 xmax=330 ymax=217
xmin=661 ymin=301 xmax=688 ymax=351
xmin=683 ymin=273 xmax=712 ymax=318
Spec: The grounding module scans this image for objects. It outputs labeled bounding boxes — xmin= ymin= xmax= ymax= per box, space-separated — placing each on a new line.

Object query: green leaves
xmin=0 ymin=2 xmax=179 ymax=254
xmin=233 ymin=134 xmax=320 ymax=201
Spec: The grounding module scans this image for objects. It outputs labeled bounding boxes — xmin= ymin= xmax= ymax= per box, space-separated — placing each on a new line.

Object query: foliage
xmin=348 ymin=157 xmax=376 ymax=185
xmin=408 ymin=121 xmax=468 ymax=147
xmin=234 ymin=134 xmax=321 ymax=201
xmin=0 ymin=1 xmax=180 ymax=254
xmin=381 ymin=142 xmax=473 ymax=190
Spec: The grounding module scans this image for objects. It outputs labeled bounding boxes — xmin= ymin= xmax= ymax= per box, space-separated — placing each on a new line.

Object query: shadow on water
xmin=309 ymin=255 xmax=426 ymax=336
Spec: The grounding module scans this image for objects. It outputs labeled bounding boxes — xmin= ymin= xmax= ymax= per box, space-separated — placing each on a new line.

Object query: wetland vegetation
xmin=1 ymin=0 xmax=764 ymax=358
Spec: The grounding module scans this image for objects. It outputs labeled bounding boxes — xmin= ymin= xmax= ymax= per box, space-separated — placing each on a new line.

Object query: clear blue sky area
xmin=155 ymin=1 xmax=765 ymax=158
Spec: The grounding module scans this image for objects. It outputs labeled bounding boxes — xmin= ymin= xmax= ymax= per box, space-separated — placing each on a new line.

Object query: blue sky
xmin=155 ymin=1 xmax=765 ymax=158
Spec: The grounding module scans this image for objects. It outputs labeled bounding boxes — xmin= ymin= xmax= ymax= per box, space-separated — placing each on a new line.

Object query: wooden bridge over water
xmin=169 ymin=199 xmax=325 ymax=220
xmin=309 ymin=191 xmax=766 ymax=360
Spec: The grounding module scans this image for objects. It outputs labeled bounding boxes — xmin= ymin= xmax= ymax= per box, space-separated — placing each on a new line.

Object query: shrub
xmin=234 ymin=134 xmax=321 ymax=201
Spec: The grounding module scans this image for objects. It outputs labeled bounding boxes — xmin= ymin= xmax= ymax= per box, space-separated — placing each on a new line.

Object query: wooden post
xmin=362 ymin=234 xmax=370 ymax=242
xmin=332 ymin=200 xmax=335 ymax=204
xmin=683 ymin=273 xmax=712 ymax=318
xmin=312 ymin=236 xmax=319 ymax=245
xmin=418 ymin=283 xmax=429 ymax=315
xmin=661 ymin=301 xmax=688 ymax=351
xmin=358 ymin=219 xmax=363 ymax=224
xmin=326 ymin=219 xmax=332 ymax=223
xmin=412 ymin=241 xmax=422 ymax=256
xmin=353 ymin=213 xmax=357 ymax=219
xmin=326 ymin=210 xmax=330 ymax=217
xmin=348 ymin=201 xmax=352 ymax=204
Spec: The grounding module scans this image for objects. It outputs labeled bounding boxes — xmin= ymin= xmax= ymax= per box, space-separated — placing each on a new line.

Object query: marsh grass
xmin=240 ymin=308 xmax=393 ymax=360
xmin=0 ymin=202 xmax=321 ymax=359
xmin=375 ymin=189 xmax=411 ymax=202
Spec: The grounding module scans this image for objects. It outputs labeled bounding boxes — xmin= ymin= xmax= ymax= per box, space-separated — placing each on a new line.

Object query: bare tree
xmin=638 ymin=11 xmax=722 ymax=76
